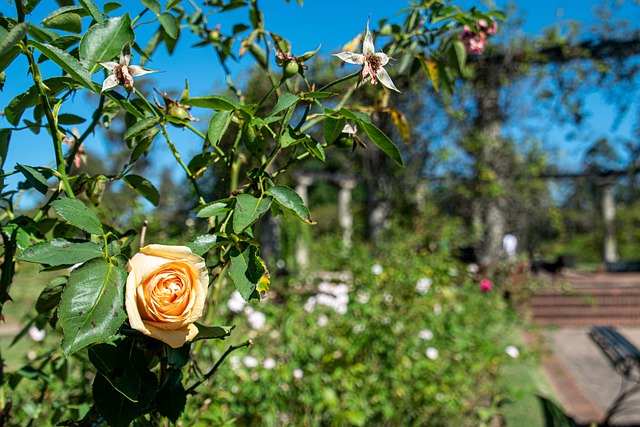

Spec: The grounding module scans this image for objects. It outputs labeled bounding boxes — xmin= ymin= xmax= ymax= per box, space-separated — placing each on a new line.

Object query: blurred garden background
xmin=1 ymin=0 xmax=640 ymax=425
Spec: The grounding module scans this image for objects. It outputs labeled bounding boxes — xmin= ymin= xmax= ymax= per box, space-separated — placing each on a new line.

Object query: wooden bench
xmin=588 ymin=326 xmax=640 ymax=425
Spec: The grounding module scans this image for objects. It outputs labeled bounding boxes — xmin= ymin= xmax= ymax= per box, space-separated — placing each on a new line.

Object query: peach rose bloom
xmin=125 ymin=244 xmax=208 ymax=348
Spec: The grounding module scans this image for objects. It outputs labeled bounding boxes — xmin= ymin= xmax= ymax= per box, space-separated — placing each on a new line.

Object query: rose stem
xmin=185 ymin=339 xmax=253 ymax=395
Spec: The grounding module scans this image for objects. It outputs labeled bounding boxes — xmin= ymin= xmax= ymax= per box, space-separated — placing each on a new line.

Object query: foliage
xmin=0 ymin=0 xmax=502 ymax=425
xmin=183 ymin=231 xmax=525 ymax=426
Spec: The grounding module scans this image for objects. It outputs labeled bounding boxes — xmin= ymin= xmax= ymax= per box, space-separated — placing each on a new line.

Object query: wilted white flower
xmin=418 ymin=329 xmax=434 ymax=341
xmin=433 ymin=304 xmax=442 ymax=315
xmin=371 ymin=264 xmax=383 ymax=276
xmin=333 ymin=20 xmax=400 ymax=92
xmin=304 ymin=296 xmax=317 ymax=313
xmin=357 ymin=291 xmax=370 ymax=304
xmin=228 ymin=291 xmax=247 ymax=313
xmin=229 ymin=355 xmax=241 ymax=370
xmin=505 ymin=345 xmax=520 ymax=358
xmin=28 ymin=326 xmax=46 ymax=342
xmin=293 ymin=368 xmax=304 ymax=379
xmin=353 ymin=324 xmax=366 ymax=334
xmin=382 ymin=292 xmax=393 ymax=303
xmin=467 ymin=263 xmax=480 ymax=274
xmin=243 ymin=356 xmax=259 ymax=368
xmin=426 ymin=347 xmax=439 ymax=360
xmin=247 ymin=310 xmax=267 ymax=330
xmin=99 ymin=42 xmax=158 ymax=94
xmin=263 ymin=357 xmax=277 ymax=370
xmin=317 ymin=314 xmax=329 ymax=327
xmin=416 ymin=277 xmax=433 ymax=294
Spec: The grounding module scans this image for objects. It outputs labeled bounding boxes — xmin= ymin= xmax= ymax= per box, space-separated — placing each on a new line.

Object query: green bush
xmin=184 ymin=235 xmax=524 ymax=426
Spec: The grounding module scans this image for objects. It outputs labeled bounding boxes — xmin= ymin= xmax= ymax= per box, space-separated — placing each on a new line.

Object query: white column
xmin=295 ymin=176 xmax=313 ymax=269
xmin=337 ymin=178 xmax=357 ymax=249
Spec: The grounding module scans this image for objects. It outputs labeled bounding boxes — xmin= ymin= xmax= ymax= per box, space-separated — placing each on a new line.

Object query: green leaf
xmin=77 ymin=0 xmax=104 ymax=24
xmin=52 ymin=198 xmax=104 ymax=235
xmin=4 ymin=77 xmax=76 ymax=126
xmin=139 ymin=0 xmax=161 ymax=15
xmin=233 ymin=194 xmax=272 ymax=234
xmin=0 ymin=22 xmax=28 ymax=57
xmin=1 ymin=216 xmax=43 ymax=251
xmin=324 ymin=116 xmax=345 ymax=145
xmin=448 ymin=39 xmax=467 ymax=76
xmin=301 ymin=91 xmax=336 ymax=99
xmin=266 ymin=185 xmax=314 ymax=224
xmin=0 ymin=129 xmax=10 ymax=170
xmin=17 ymin=239 xmax=103 ymax=266
xmin=207 ymin=110 xmax=232 ymax=147
xmin=195 ymin=199 xmax=231 ymax=218
xmin=80 ymin=15 xmax=134 ymax=74
xmin=123 ymin=116 xmax=162 ymax=140
xmin=187 ymin=152 xmax=217 ymax=179
xmin=93 ymin=342 xmax=156 ymax=427
xmin=89 ymin=344 xmax=140 ymax=402
xmin=182 ymin=95 xmax=238 ymax=111
xmin=29 ymin=40 xmax=97 ymax=91
xmin=15 ymin=164 xmax=49 ymax=195
xmin=0 ymin=45 xmax=20 ymax=73
xmin=129 ymin=126 xmax=159 ymax=163
xmin=159 ymin=12 xmax=178 ymax=39
xmin=193 ymin=323 xmax=234 ymax=341
xmin=156 ymin=369 xmax=186 ymax=422
xmin=59 ymin=258 xmax=127 ymax=356
xmin=42 ymin=11 xmax=82 ymax=33
xmin=270 ymin=93 xmax=299 ymax=117
xmin=303 ymin=137 xmax=326 ymax=162
xmin=36 ymin=276 xmax=67 ymax=314
xmin=123 ymin=174 xmax=160 ymax=206
xmin=339 ymin=108 xmax=371 ymax=123
xmin=229 ymin=244 xmax=265 ymax=301
xmin=360 ymin=121 xmax=404 ymax=167
xmin=58 ymin=113 xmax=87 ymax=125
xmin=186 ymin=234 xmax=218 ymax=256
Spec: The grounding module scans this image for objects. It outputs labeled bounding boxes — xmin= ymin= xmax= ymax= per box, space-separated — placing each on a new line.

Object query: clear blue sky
xmin=0 ymin=0 xmax=638 ymax=207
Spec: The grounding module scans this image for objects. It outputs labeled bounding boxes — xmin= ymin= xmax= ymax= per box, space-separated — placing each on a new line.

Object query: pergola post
xmin=602 ymin=181 xmax=619 ymax=264
xmin=337 ymin=177 xmax=357 ymax=250
xmin=295 ymin=176 xmax=313 ymax=270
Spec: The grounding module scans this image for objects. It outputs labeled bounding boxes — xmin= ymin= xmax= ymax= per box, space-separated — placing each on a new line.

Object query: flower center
xmin=115 ymin=65 xmax=134 ymax=88
xmin=365 ymin=54 xmax=382 ymax=71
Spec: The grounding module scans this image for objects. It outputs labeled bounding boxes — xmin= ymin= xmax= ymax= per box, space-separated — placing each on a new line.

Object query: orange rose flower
xmin=125 ymin=244 xmax=208 ymax=348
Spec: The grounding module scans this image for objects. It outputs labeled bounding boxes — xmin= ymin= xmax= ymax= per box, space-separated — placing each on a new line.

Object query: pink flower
xmin=459 ymin=26 xmax=487 ymax=55
xmin=458 ymin=19 xmax=498 ymax=55
xmin=479 ymin=279 xmax=492 ymax=292
xmin=478 ymin=19 xmax=498 ymax=35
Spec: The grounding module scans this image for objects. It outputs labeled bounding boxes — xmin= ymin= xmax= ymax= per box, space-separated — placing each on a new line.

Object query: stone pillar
xmin=295 ymin=176 xmax=313 ymax=269
xmin=602 ymin=182 xmax=618 ymax=264
xmin=337 ymin=178 xmax=357 ymax=250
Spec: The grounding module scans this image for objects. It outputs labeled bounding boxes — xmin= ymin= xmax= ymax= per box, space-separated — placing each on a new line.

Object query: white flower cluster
xmin=227 ymin=290 xmax=267 ymax=330
xmin=505 ymin=345 xmax=520 ymax=358
xmin=415 ymin=277 xmax=432 ymax=295
xmin=304 ymin=281 xmax=350 ymax=315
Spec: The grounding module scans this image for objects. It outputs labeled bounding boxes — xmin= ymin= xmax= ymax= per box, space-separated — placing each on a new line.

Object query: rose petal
xmin=333 ymin=52 xmax=365 ymax=65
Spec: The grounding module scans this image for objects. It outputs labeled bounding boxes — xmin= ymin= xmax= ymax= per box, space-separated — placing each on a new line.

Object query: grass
xmin=498 ymin=326 xmax=564 ymax=427
xmin=1 ymin=262 xmax=61 ymax=371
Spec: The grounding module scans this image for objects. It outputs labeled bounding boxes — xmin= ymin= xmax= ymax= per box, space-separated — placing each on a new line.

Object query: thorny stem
xmin=185 ymin=339 xmax=253 ymax=395
xmin=318 ymin=70 xmax=361 ymax=92
xmin=186 ymin=122 xmax=225 ymax=157
xmin=24 ymin=52 xmax=75 ymax=199
xmin=161 ymin=125 xmax=206 ymax=205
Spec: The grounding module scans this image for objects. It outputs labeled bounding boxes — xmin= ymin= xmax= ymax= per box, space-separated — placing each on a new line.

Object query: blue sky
xmin=0 ymin=0 xmax=638 ymax=206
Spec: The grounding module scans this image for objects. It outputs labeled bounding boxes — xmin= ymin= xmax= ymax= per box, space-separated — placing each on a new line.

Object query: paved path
xmin=543 ymin=327 xmax=640 ymax=426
